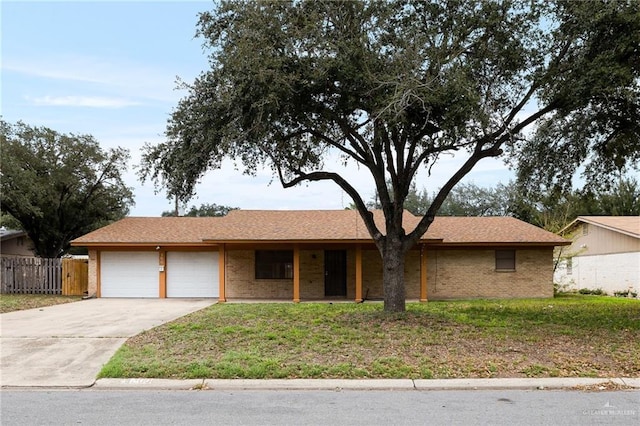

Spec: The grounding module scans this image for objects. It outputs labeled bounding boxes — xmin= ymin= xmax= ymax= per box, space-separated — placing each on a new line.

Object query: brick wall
xmin=299 ymin=249 xmax=326 ymax=299
xmin=225 ymin=249 xmax=328 ymax=299
xmin=88 ymin=249 xmax=98 ymax=297
xmin=223 ymin=247 xmax=553 ymax=300
xmin=89 ymin=246 xmax=554 ymax=300
xmin=427 ymin=248 xmax=553 ymax=300
xmin=359 ymin=249 xmax=421 ymax=300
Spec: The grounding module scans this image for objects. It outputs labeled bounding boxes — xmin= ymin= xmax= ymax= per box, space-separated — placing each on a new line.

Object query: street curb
xmin=91 ymin=377 xmax=640 ymax=391
xmin=413 ymin=378 xmax=637 ymax=390
xmin=93 ymin=378 xmax=205 ymax=390
xmin=204 ymin=379 xmax=415 ymax=390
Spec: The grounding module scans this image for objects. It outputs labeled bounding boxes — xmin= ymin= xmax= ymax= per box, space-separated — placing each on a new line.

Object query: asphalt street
xmin=1 ymin=389 xmax=638 ymax=425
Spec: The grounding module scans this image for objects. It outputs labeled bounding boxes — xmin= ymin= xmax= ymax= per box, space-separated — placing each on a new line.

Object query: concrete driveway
xmin=0 ymin=298 xmax=215 ymax=388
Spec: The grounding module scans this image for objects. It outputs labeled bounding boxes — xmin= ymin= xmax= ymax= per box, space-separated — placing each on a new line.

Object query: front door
xmin=324 ymin=250 xmax=347 ymax=297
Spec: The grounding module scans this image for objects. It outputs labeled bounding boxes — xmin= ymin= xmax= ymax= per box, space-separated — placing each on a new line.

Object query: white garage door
xmin=167 ymin=251 xmax=219 ymax=298
xmin=101 ymin=251 xmax=159 ymax=298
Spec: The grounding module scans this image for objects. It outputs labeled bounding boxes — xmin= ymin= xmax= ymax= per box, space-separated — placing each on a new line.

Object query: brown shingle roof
xmin=562 ymin=216 xmax=640 ymax=239
xmin=206 ymin=209 xmax=421 ymax=241
xmin=72 ymin=210 xmax=568 ymax=247
xmin=71 ymin=217 xmax=223 ymax=245
xmin=426 ymin=216 xmax=569 ymax=245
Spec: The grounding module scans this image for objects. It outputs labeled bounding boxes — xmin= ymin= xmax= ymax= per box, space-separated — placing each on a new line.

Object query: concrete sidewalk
xmin=92 ymin=377 xmax=640 ymax=391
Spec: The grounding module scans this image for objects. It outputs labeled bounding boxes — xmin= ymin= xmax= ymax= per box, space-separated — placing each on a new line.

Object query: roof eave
xmin=70 ymin=242 xmax=216 ymax=248
xmin=201 ymin=238 xmax=444 ymax=243
xmin=0 ymin=231 xmax=28 ymax=241
xmin=427 ymin=241 xmax=571 ymax=247
xmin=575 ymin=216 xmax=640 ymax=239
xmin=73 ymin=239 xmax=568 ymax=247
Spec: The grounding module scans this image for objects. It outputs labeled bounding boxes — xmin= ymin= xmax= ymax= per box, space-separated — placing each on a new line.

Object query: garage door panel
xmin=167 ymin=251 xmax=218 ymax=298
xmin=101 ymin=252 xmax=158 ymax=298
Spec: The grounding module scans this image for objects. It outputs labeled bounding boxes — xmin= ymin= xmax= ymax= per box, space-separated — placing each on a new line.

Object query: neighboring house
xmin=0 ymin=228 xmax=35 ymax=257
xmin=554 ymin=216 xmax=640 ymax=296
xmin=71 ymin=210 xmax=569 ymax=301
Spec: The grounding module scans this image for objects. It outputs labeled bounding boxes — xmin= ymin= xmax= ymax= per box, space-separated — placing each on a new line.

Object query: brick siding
xmin=88 ymin=249 xmax=98 ymax=297
xmin=426 ymin=248 xmax=553 ymax=299
xmin=89 ymin=246 xmax=554 ymax=300
xmin=223 ymin=247 xmax=553 ymax=300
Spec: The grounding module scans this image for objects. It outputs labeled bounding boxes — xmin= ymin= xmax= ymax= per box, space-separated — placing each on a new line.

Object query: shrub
xmin=578 ymin=288 xmax=605 ymax=295
xmin=613 ymin=290 xmax=638 ymax=298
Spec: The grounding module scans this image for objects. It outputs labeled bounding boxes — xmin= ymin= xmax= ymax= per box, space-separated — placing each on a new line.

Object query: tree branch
xmin=275 ymin=164 xmax=384 ymax=244
xmin=303 ymin=128 xmax=367 ymax=165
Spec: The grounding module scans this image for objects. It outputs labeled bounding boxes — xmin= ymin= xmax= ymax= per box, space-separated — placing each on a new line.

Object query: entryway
xmin=324 ymin=250 xmax=347 ymax=297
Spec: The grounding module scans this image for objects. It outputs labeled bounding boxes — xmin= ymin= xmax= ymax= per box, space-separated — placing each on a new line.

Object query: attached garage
xmin=100 ymin=251 xmax=158 ymax=298
xmin=166 ymin=251 xmax=219 ymax=298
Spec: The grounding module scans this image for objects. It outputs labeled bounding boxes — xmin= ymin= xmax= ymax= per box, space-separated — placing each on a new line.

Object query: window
xmin=582 ymin=223 xmax=589 ymax=236
xmin=255 ymin=250 xmax=293 ymax=279
xmin=566 ymin=257 xmax=573 ymax=275
xmin=495 ymin=250 xmax=515 ymax=271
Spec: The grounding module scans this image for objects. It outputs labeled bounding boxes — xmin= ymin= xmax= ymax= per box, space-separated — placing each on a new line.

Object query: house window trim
xmin=495 ymin=249 xmax=516 ymax=272
xmin=255 ymin=250 xmax=294 ymax=280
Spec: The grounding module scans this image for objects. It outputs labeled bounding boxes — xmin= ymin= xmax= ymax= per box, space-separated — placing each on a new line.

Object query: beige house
xmin=555 ymin=216 xmax=640 ymax=296
xmin=0 ymin=229 xmax=35 ymax=257
xmin=71 ymin=210 xmax=569 ymax=301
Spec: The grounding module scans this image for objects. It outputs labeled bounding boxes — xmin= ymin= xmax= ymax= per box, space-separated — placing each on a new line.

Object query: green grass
xmin=0 ymin=294 xmax=81 ymax=313
xmin=99 ymin=295 xmax=640 ymax=380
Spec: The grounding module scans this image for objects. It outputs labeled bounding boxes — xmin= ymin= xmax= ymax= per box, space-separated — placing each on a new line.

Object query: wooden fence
xmin=1 ymin=257 xmax=62 ymax=294
xmin=62 ymin=258 xmax=89 ymax=296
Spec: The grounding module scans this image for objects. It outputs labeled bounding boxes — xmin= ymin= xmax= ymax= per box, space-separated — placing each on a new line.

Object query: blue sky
xmin=2 ymin=0 xmax=514 ymax=216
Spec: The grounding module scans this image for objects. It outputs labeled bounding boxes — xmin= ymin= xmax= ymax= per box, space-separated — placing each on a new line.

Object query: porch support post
xmin=355 ymin=244 xmax=363 ymax=303
xmin=159 ymin=249 xmax=167 ymax=298
xmin=218 ymin=244 xmax=226 ymax=303
xmin=420 ymin=244 xmax=428 ymax=302
xmin=293 ymin=244 xmax=300 ymax=303
xmin=96 ymin=251 xmax=101 ymax=298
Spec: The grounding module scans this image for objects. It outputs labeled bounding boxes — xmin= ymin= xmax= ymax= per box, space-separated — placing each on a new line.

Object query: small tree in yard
xmin=1 ymin=120 xmax=134 ymax=258
xmin=140 ymin=1 xmax=640 ymax=312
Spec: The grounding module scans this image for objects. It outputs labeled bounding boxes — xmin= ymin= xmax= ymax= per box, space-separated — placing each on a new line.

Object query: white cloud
xmin=4 ymin=55 xmax=187 ymax=104
xmin=125 ymin=146 xmax=517 ymax=216
xmin=30 ymin=95 xmax=140 ymax=108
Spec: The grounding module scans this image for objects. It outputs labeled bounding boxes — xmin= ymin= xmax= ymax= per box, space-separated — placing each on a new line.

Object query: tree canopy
xmin=161 ymin=202 xmax=238 ymax=217
xmin=140 ymin=0 xmax=640 ymax=311
xmin=1 ymin=120 xmax=134 ymax=257
xmin=511 ymin=176 xmax=640 ymax=232
xmin=364 ymin=181 xmax=512 ymax=216
xmin=379 ymin=177 xmax=640 ymax=230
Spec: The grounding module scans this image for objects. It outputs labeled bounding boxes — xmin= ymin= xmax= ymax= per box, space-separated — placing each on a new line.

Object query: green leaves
xmin=139 ymin=0 xmax=640 ymax=311
xmin=0 ymin=120 xmax=134 ymax=257
xmin=515 ymin=0 xmax=640 ymax=193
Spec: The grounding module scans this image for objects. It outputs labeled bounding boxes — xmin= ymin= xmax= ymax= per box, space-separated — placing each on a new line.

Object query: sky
xmin=2 ymin=0 xmax=515 ymax=217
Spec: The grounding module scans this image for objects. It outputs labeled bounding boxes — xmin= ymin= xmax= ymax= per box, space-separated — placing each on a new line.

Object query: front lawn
xmin=99 ymin=295 xmax=639 ymax=379
xmin=0 ymin=294 xmax=81 ymax=313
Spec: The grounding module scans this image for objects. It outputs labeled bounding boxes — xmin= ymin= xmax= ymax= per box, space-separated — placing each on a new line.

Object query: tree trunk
xmin=382 ymin=240 xmax=406 ymax=312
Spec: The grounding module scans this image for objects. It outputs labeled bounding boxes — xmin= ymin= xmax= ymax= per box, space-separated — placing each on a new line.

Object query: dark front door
xmin=324 ymin=250 xmax=347 ymax=297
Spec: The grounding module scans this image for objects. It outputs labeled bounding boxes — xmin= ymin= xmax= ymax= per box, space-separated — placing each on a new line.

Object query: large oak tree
xmin=141 ymin=0 xmax=640 ymax=312
xmin=1 ymin=120 xmax=134 ymax=257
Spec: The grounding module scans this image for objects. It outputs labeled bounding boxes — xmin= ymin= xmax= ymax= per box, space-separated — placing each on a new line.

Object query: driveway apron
xmin=0 ymin=298 xmax=215 ymax=387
